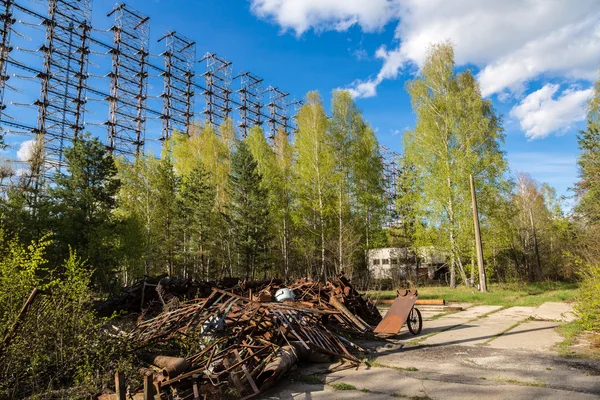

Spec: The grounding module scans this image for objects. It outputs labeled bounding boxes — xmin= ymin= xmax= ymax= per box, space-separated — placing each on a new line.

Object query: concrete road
xmin=261 ymin=302 xmax=600 ymax=400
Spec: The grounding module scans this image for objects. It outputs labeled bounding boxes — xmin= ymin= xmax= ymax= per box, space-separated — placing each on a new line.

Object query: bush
xmin=0 ymin=247 xmax=131 ymax=399
xmin=576 ymin=261 xmax=600 ymax=331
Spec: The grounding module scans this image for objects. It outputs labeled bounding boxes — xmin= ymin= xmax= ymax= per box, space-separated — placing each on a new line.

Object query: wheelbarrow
xmin=373 ymin=289 xmax=422 ymax=335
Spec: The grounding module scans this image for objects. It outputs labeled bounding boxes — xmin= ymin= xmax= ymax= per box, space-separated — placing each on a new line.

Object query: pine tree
xmin=50 ymin=133 xmax=120 ymax=288
xmin=152 ymin=156 xmax=179 ymax=277
xmin=229 ymin=140 xmax=270 ymax=279
xmin=177 ymin=161 xmax=217 ymax=279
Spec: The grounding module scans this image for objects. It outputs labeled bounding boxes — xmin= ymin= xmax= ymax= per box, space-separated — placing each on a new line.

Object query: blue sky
xmin=4 ymin=0 xmax=599 ymax=207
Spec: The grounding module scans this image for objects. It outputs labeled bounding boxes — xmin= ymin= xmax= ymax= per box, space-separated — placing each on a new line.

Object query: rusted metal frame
xmin=221 ymin=346 xmax=268 ymax=374
xmin=335 ymin=334 xmax=365 ymax=353
xmin=232 ymin=349 xmax=260 ymax=394
xmin=323 ymin=326 xmax=358 ymax=361
xmin=187 ymin=338 xmax=224 ymax=365
xmin=211 ymin=287 xmax=254 ymax=303
xmin=285 ymin=311 xmax=326 ymax=349
xmin=329 ymin=295 xmax=368 ymax=332
xmin=272 ymin=310 xmax=309 ymax=350
xmin=308 ymin=322 xmax=339 ymax=352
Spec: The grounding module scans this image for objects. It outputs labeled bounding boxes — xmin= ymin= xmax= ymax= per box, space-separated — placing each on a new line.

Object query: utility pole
xmin=470 ymin=174 xmax=487 ymax=292
xmin=529 ymin=208 xmax=542 ymax=281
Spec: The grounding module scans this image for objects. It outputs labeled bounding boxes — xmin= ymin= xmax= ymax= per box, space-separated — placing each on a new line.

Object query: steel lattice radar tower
xmin=33 ymin=0 xmax=92 ymax=174
xmin=106 ymin=3 xmax=149 ymax=157
xmin=159 ymin=31 xmax=195 ymax=140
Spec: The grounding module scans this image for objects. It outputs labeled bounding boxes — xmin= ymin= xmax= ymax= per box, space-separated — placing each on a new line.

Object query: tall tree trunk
xmin=338 ymin=184 xmax=343 ymax=274
xmin=282 ymin=216 xmax=289 ymax=281
xmin=447 ymin=188 xmax=468 ymax=287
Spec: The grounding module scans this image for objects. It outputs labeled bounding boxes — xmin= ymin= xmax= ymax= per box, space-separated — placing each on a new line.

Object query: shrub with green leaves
xmin=576 ymin=261 xmax=600 ymax=331
xmin=0 ymin=242 xmax=131 ymax=399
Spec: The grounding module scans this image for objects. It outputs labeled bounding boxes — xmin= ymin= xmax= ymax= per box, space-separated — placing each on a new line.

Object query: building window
xmin=373 ymin=259 xmax=380 ymax=265
xmin=382 ymin=259 xmax=390 ymax=265
xmin=391 ymin=258 xmax=398 ymax=265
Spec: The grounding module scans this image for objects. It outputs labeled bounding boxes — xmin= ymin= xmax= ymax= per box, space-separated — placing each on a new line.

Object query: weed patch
xmin=330 ymin=382 xmax=356 ymax=390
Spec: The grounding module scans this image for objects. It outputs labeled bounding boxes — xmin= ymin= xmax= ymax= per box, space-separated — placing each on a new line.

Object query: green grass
xmin=482 ymin=319 xmax=530 ymax=344
xmin=330 ymin=382 xmax=356 ymax=390
xmin=391 ymin=395 xmax=433 ymax=400
xmin=556 ymin=320 xmax=586 ymax=356
xmin=367 ymin=282 xmax=578 ymax=307
xmin=370 ymin=360 xmax=419 ymax=372
xmin=495 ymin=377 xmax=547 ymax=387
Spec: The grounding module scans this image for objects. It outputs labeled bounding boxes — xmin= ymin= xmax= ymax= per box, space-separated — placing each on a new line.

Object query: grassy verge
xmin=556 ymin=320 xmax=587 ymax=357
xmin=367 ymin=282 xmax=578 ymax=307
xmin=330 ymin=382 xmax=356 ymax=390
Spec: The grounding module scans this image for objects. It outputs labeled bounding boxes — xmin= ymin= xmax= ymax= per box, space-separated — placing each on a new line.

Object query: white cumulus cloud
xmin=250 ymin=0 xmax=600 ymax=98
xmin=17 ymin=139 xmax=36 ymax=162
xmin=249 ymin=0 xmax=396 ymax=36
xmin=509 ymin=84 xmax=594 ymax=140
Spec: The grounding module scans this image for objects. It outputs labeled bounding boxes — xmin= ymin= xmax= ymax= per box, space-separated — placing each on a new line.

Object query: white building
xmin=367 ymin=247 xmax=447 ymax=281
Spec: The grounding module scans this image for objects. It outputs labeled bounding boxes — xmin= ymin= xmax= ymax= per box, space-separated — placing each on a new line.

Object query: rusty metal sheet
xmin=373 ymin=289 xmax=418 ymax=334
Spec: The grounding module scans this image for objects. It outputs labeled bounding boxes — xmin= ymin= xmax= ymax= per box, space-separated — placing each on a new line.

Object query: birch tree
xmin=294 ymin=91 xmax=336 ymax=278
xmin=403 ymin=42 xmax=507 ymax=288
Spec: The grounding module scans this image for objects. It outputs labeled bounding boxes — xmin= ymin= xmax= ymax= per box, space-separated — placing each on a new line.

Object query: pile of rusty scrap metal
xmin=96 ymin=276 xmax=283 ymax=317
xmin=125 ymin=275 xmax=381 ymax=399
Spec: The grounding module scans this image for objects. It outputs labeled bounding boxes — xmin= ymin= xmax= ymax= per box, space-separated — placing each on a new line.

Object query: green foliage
xmin=575 ymin=261 xmax=600 ymax=331
xmin=50 ymin=133 xmax=120 ymax=289
xmin=294 ymin=91 xmax=336 ymax=278
xmin=367 ymin=281 xmax=578 ymax=306
xmin=403 ymin=42 xmax=509 ymax=287
xmin=177 ymin=160 xmax=218 ymax=279
xmin=331 ymin=382 xmax=356 ymax=390
xmin=229 ymin=140 xmax=271 ymax=279
xmin=0 ymin=227 xmax=51 ymax=333
xmin=0 ymin=244 xmax=130 ymax=399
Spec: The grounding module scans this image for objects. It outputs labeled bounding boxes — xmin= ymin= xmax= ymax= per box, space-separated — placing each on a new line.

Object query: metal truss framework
xmin=34 ymin=0 xmax=91 ymax=173
xmin=235 ymin=71 xmax=262 ymax=137
xmin=200 ymin=52 xmax=232 ymax=127
xmin=106 ymin=3 xmax=149 ymax=157
xmin=0 ymin=0 xmax=300 ymax=177
xmin=265 ymin=86 xmax=288 ymax=138
xmin=0 ymin=0 xmax=15 ymax=124
xmin=159 ymin=31 xmax=195 ymax=140
xmin=380 ymin=145 xmax=400 ymax=224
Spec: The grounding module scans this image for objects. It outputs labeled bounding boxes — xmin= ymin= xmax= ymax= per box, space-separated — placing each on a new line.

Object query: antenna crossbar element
xmin=106 ymin=2 xmax=149 ymax=158
xmin=158 ymin=30 xmax=195 ymax=140
xmin=35 ymin=0 xmax=92 ymax=175
xmin=200 ymin=52 xmax=231 ymax=127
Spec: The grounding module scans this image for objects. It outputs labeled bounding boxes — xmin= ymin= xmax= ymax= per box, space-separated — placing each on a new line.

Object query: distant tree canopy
xmin=0 ymin=43 xmax=592 ymax=292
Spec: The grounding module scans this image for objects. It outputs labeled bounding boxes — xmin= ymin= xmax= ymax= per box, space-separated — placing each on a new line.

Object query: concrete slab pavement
xmin=489 ymin=321 xmax=562 ymax=351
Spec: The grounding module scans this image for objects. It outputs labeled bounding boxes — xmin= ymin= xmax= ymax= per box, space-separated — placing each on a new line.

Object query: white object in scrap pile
xmin=275 ymin=288 xmax=295 ymax=302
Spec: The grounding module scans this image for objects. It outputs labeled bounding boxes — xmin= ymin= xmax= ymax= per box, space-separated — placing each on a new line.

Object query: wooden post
xmin=470 ymin=175 xmax=487 ymax=292
xmin=2 ymin=288 xmax=39 ymax=349
xmin=192 ymin=375 xmax=200 ymax=400
xmin=143 ymin=375 xmax=155 ymax=400
xmin=115 ymin=371 xmax=126 ymax=400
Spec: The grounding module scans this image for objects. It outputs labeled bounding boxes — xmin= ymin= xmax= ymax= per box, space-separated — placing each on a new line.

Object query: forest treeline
xmin=0 ymin=43 xmax=596 ymax=293
xmin=1 ymin=41 xmax=599 ymax=398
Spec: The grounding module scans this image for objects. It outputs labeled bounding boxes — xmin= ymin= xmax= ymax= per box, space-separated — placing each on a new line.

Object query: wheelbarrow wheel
xmin=407 ymin=307 xmax=422 ymax=335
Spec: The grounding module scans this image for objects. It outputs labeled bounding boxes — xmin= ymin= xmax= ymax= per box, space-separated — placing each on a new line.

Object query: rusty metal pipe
xmin=152 ymin=355 xmax=190 ymax=379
